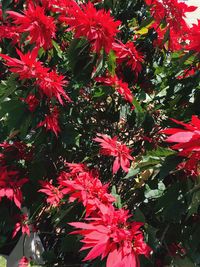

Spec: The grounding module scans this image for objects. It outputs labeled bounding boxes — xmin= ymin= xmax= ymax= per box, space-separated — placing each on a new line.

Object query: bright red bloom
xmin=63 ymin=2 xmax=121 ymax=53
xmin=145 ymin=0 xmax=197 ymax=51
xmin=22 ymin=94 xmax=39 ymax=112
xmin=96 ymin=75 xmax=134 ymax=104
xmin=0 ymin=48 xmax=43 ymax=80
xmin=69 ymin=206 xmax=151 ymax=267
xmin=145 ymin=0 xmax=196 ymax=32
xmin=12 ymin=213 xmax=30 ymax=238
xmin=112 ymin=41 xmax=143 ymax=75
xmin=177 ymin=65 xmax=200 ymax=80
xmin=37 ymin=107 xmax=61 ymax=136
xmin=186 ymin=20 xmax=200 ymax=52
xmin=18 ymin=257 xmax=29 ymax=267
xmin=58 ymin=169 xmax=115 ymax=216
xmin=7 ymin=3 xmax=56 ymax=49
xmin=94 ymin=133 xmax=133 ymax=174
xmin=0 ymin=166 xmax=28 ymax=208
xmin=41 ymin=0 xmax=79 ymax=15
xmin=37 ymin=70 xmax=71 ymax=105
xmin=65 ymin=162 xmax=87 ymax=175
xmin=39 ymin=180 xmax=63 ymax=207
xmin=161 ymin=116 xmax=200 ymax=176
xmin=0 ymin=25 xmax=20 ymax=44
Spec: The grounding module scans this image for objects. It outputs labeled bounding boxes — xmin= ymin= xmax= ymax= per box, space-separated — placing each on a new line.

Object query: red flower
xmin=0 ymin=48 xmax=43 ymax=80
xmin=112 ymin=41 xmax=143 ymax=75
xmin=161 ymin=116 xmax=200 ymax=176
xmin=58 ymin=168 xmax=115 ymax=216
xmin=12 ymin=213 xmax=30 ymax=238
xmin=186 ymin=20 xmax=200 ymax=53
xmin=177 ymin=65 xmax=200 ymax=80
xmin=22 ymin=94 xmax=39 ymax=112
xmin=69 ymin=206 xmax=151 ymax=267
xmin=0 ymin=166 xmax=28 ymax=208
xmin=39 ymin=180 xmax=63 ymax=207
xmin=96 ymin=75 xmax=134 ymax=104
xmin=37 ymin=106 xmax=61 ymax=136
xmin=0 ymin=25 xmax=20 ymax=44
xmin=94 ymin=133 xmax=133 ymax=174
xmin=145 ymin=0 xmax=197 ymax=51
xmin=37 ymin=70 xmax=71 ymax=105
xmin=63 ymin=2 xmax=121 ymax=53
xmin=7 ymin=3 xmax=56 ymax=49
xmin=145 ymin=0 xmax=196 ymax=32
xmin=18 ymin=257 xmax=29 ymax=267
xmin=42 ymin=0 xmax=79 ymax=15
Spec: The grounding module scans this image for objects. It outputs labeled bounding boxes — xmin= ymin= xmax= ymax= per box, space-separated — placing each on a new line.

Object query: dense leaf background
xmin=0 ymin=0 xmax=200 ymax=266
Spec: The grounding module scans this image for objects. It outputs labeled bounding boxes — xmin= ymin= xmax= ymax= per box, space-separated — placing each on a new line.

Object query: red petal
xmin=68 ymin=222 xmax=96 ymax=230
xmin=191 ymin=116 xmax=200 ymax=130
xmin=107 ymin=248 xmax=122 ymax=267
xmin=83 ymin=241 xmax=108 ymax=261
xmin=166 ymin=132 xmax=195 ymax=143
xmin=113 ymin=157 xmax=120 ymax=174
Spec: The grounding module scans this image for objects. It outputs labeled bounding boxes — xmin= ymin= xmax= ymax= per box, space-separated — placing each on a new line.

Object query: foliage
xmin=0 ymin=0 xmax=200 ymax=266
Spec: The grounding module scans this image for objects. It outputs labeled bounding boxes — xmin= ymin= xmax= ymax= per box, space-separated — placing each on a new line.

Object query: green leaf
xmin=132 ymin=98 xmax=146 ymax=126
xmin=134 ymin=208 xmax=145 ymax=223
xmin=0 ymin=256 xmax=6 ymax=267
xmin=107 ymin=50 xmax=116 ymax=76
xmin=187 ymin=190 xmax=200 ymax=218
xmin=147 ymin=147 xmax=175 ymax=157
xmin=144 ymin=181 xmax=166 ymax=200
xmin=132 ymin=98 xmax=143 ymax=113
xmin=138 ymin=156 xmax=160 ymax=169
xmin=52 ymin=40 xmax=63 ymax=58
xmin=123 ymin=167 xmax=140 ymax=179
xmin=156 ymin=182 xmax=186 ymax=222
xmin=159 ymin=155 xmax=182 ymax=179
xmin=2 ymin=0 xmax=12 ymax=15
xmin=111 ymin=185 xmax=122 ymax=208
xmin=0 ymin=75 xmax=18 ymax=103
xmin=173 ymin=257 xmax=196 ymax=267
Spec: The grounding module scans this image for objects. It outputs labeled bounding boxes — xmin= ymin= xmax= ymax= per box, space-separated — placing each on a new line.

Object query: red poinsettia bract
xmin=186 ymin=20 xmax=200 ymax=53
xmin=69 ymin=206 xmax=151 ymax=267
xmin=161 ymin=116 xmax=200 ymax=176
xmin=39 ymin=180 xmax=63 ymax=207
xmin=94 ymin=133 xmax=133 ymax=174
xmin=63 ymin=2 xmax=121 ymax=53
xmin=0 ymin=48 xmax=43 ymax=80
xmin=145 ymin=0 xmax=197 ymax=51
xmin=18 ymin=257 xmax=30 ymax=267
xmin=12 ymin=213 xmax=30 ymax=238
xmin=96 ymin=75 xmax=134 ymax=104
xmin=37 ymin=70 xmax=71 ymax=105
xmin=145 ymin=0 xmax=196 ymax=32
xmin=58 ymin=166 xmax=115 ymax=216
xmin=112 ymin=41 xmax=143 ymax=75
xmin=37 ymin=106 xmax=61 ymax=136
xmin=0 ymin=166 xmax=28 ymax=208
xmin=7 ymin=3 xmax=56 ymax=49
xmin=22 ymin=94 xmax=39 ymax=112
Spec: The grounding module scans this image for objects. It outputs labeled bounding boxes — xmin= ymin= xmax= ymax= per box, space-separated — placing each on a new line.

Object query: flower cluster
xmin=94 ymin=133 xmax=133 ymax=174
xmin=161 ymin=116 xmax=200 ymax=176
xmin=96 ymin=74 xmax=134 ymax=104
xmin=144 ymin=0 xmax=198 ymax=51
xmin=39 ymin=162 xmax=151 ymax=266
xmin=62 ymin=2 xmax=121 ymax=53
xmin=7 ymin=2 xmax=56 ymax=49
xmin=0 ymin=142 xmax=31 ymax=208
